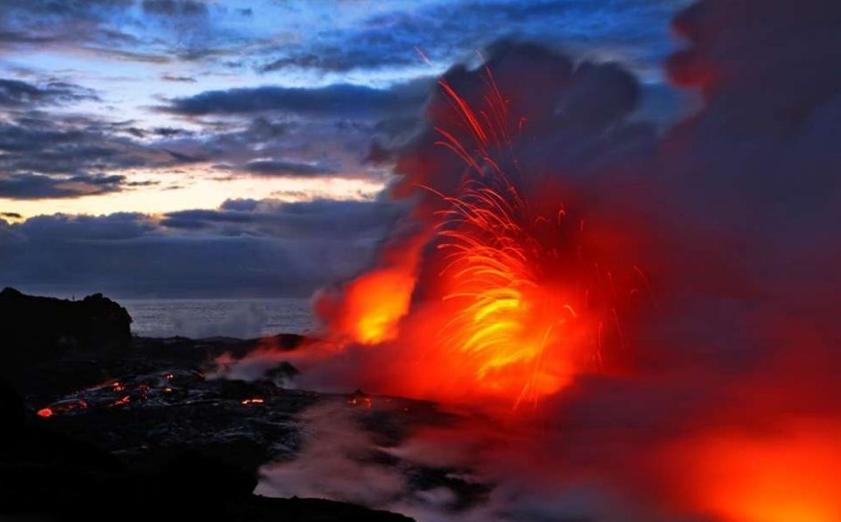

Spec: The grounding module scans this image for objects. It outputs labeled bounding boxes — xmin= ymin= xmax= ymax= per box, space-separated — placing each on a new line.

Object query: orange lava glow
xmin=421 ymin=77 xmax=599 ymax=404
xmin=241 ymin=398 xmax=265 ymax=405
xmin=676 ymin=422 xmax=841 ymax=522
xmin=318 ymin=69 xmax=632 ymax=407
xmin=347 ymin=396 xmax=373 ymax=409
xmin=111 ymin=395 xmax=131 ymax=407
xmin=36 ymin=407 xmax=53 ymax=418
xmin=340 ymin=268 xmax=416 ymax=345
xmin=430 ymin=182 xmax=598 ymax=404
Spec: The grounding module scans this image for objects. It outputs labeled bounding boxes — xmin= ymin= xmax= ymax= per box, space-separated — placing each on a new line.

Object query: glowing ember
xmin=37 ymin=398 xmax=89 ymax=417
xmin=111 ymin=395 xmax=131 ymax=407
xmin=347 ymin=391 xmax=373 ymax=409
xmin=347 ymin=397 xmax=373 ymax=408
xmin=241 ymin=398 xmax=265 ymax=405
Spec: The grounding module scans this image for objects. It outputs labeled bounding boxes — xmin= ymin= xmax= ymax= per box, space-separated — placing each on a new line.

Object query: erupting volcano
xmin=315 ymin=66 xmax=640 ymax=406
xmin=8 ymin=1 xmax=841 ymax=521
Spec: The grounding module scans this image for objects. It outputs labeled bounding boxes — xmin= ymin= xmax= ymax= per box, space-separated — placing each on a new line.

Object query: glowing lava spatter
xmin=319 ymin=67 xmax=631 ymax=406
xmin=433 ymin=182 xmax=585 ymax=404
xmin=427 ymin=73 xmax=607 ymax=404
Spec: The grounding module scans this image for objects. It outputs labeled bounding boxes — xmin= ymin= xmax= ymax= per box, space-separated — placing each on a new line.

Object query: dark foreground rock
xmin=1 ymin=289 xmax=491 ymax=520
xmin=0 ymin=287 xmax=131 ymax=391
xmin=1 ymin=379 xmax=412 ymax=522
xmin=0 ymin=289 xmax=415 ymax=522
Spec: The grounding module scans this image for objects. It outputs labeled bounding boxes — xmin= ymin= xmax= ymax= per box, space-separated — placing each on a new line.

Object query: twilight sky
xmin=0 ymin=0 xmax=693 ymax=297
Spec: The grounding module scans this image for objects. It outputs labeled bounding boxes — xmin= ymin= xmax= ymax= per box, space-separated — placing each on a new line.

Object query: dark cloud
xmin=0 ymin=0 xmax=133 ymax=22
xmin=258 ymin=0 xmax=685 ymax=78
xmin=0 ymin=0 xmax=223 ymax=65
xmin=0 ymin=173 xmax=125 ymax=199
xmin=155 ymin=79 xmax=433 ymax=179
xmin=155 ymin=110 xmax=401 ymax=184
xmin=161 ymin=79 xmax=431 ymax=118
xmin=161 ymin=74 xmax=197 ymax=83
xmin=260 ymin=51 xmax=416 ymax=75
xmin=0 ymin=79 xmax=98 ymax=107
xmin=0 ymin=112 xmax=196 ymax=199
xmin=142 ymin=0 xmax=208 ymax=17
xmin=158 ymin=198 xmax=403 ymax=239
xmin=152 ymin=126 xmax=192 ymax=137
xmin=243 ymin=159 xmax=335 ymax=177
xmin=0 ymin=0 xmax=688 ymax=93
xmin=219 ymin=198 xmax=258 ymax=211
xmin=0 ymin=0 xmax=136 ymax=50
xmin=0 ymin=198 xmax=403 ymax=297
xmin=14 ymin=212 xmax=156 ymax=241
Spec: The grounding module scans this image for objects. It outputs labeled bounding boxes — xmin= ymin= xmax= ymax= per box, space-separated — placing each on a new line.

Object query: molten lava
xmin=110 ymin=395 xmax=131 ymax=408
xmin=678 ymin=422 xmax=841 ymax=522
xmin=339 ymin=268 xmax=416 ymax=345
xmin=317 ymin=69 xmax=633 ymax=406
xmin=431 ymin=176 xmax=603 ymax=404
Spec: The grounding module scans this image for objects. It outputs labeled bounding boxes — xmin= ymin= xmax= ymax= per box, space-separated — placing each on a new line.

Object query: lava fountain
xmin=315 ymin=66 xmax=640 ymax=407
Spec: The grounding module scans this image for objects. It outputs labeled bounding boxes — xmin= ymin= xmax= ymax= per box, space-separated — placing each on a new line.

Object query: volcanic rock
xmin=0 ymin=289 xmax=416 ymax=521
xmin=0 ymin=287 xmax=132 ymax=387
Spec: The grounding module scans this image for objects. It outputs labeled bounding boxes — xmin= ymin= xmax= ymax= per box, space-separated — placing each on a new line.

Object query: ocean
xmin=121 ymin=298 xmax=315 ymax=339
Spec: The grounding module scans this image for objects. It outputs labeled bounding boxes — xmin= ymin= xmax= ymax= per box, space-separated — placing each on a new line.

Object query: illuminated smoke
xmin=311 ymin=49 xmax=646 ymax=406
xmin=230 ymin=1 xmax=841 ymax=520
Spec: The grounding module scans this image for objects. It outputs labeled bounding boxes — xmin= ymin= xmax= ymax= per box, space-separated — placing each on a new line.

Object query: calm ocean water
xmin=121 ymin=298 xmax=315 ymax=339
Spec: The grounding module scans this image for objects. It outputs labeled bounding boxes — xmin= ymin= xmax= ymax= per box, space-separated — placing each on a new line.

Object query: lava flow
xmin=315 ymin=67 xmax=638 ymax=406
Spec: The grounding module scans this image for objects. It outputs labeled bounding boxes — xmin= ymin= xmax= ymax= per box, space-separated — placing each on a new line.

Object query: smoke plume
xmin=229 ymin=1 xmax=841 ymax=520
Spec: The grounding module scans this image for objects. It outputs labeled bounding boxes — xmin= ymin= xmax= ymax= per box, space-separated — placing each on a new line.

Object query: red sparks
xmin=111 ymin=395 xmax=131 ymax=408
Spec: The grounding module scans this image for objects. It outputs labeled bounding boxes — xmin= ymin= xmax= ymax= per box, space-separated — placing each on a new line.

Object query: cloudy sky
xmin=0 ymin=0 xmax=693 ymax=297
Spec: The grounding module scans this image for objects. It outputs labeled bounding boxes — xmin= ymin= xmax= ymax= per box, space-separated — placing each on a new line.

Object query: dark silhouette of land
xmin=0 ymin=288 xmax=414 ymax=522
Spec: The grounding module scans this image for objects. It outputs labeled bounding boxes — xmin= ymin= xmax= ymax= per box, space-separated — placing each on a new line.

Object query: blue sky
xmin=0 ymin=0 xmax=691 ymax=217
xmin=0 ymin=0 xmax=694 ymax=296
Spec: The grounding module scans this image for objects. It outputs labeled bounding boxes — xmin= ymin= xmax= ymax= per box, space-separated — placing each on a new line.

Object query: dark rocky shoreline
xmin=0 ymin=288 xmax=418 ymax=521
